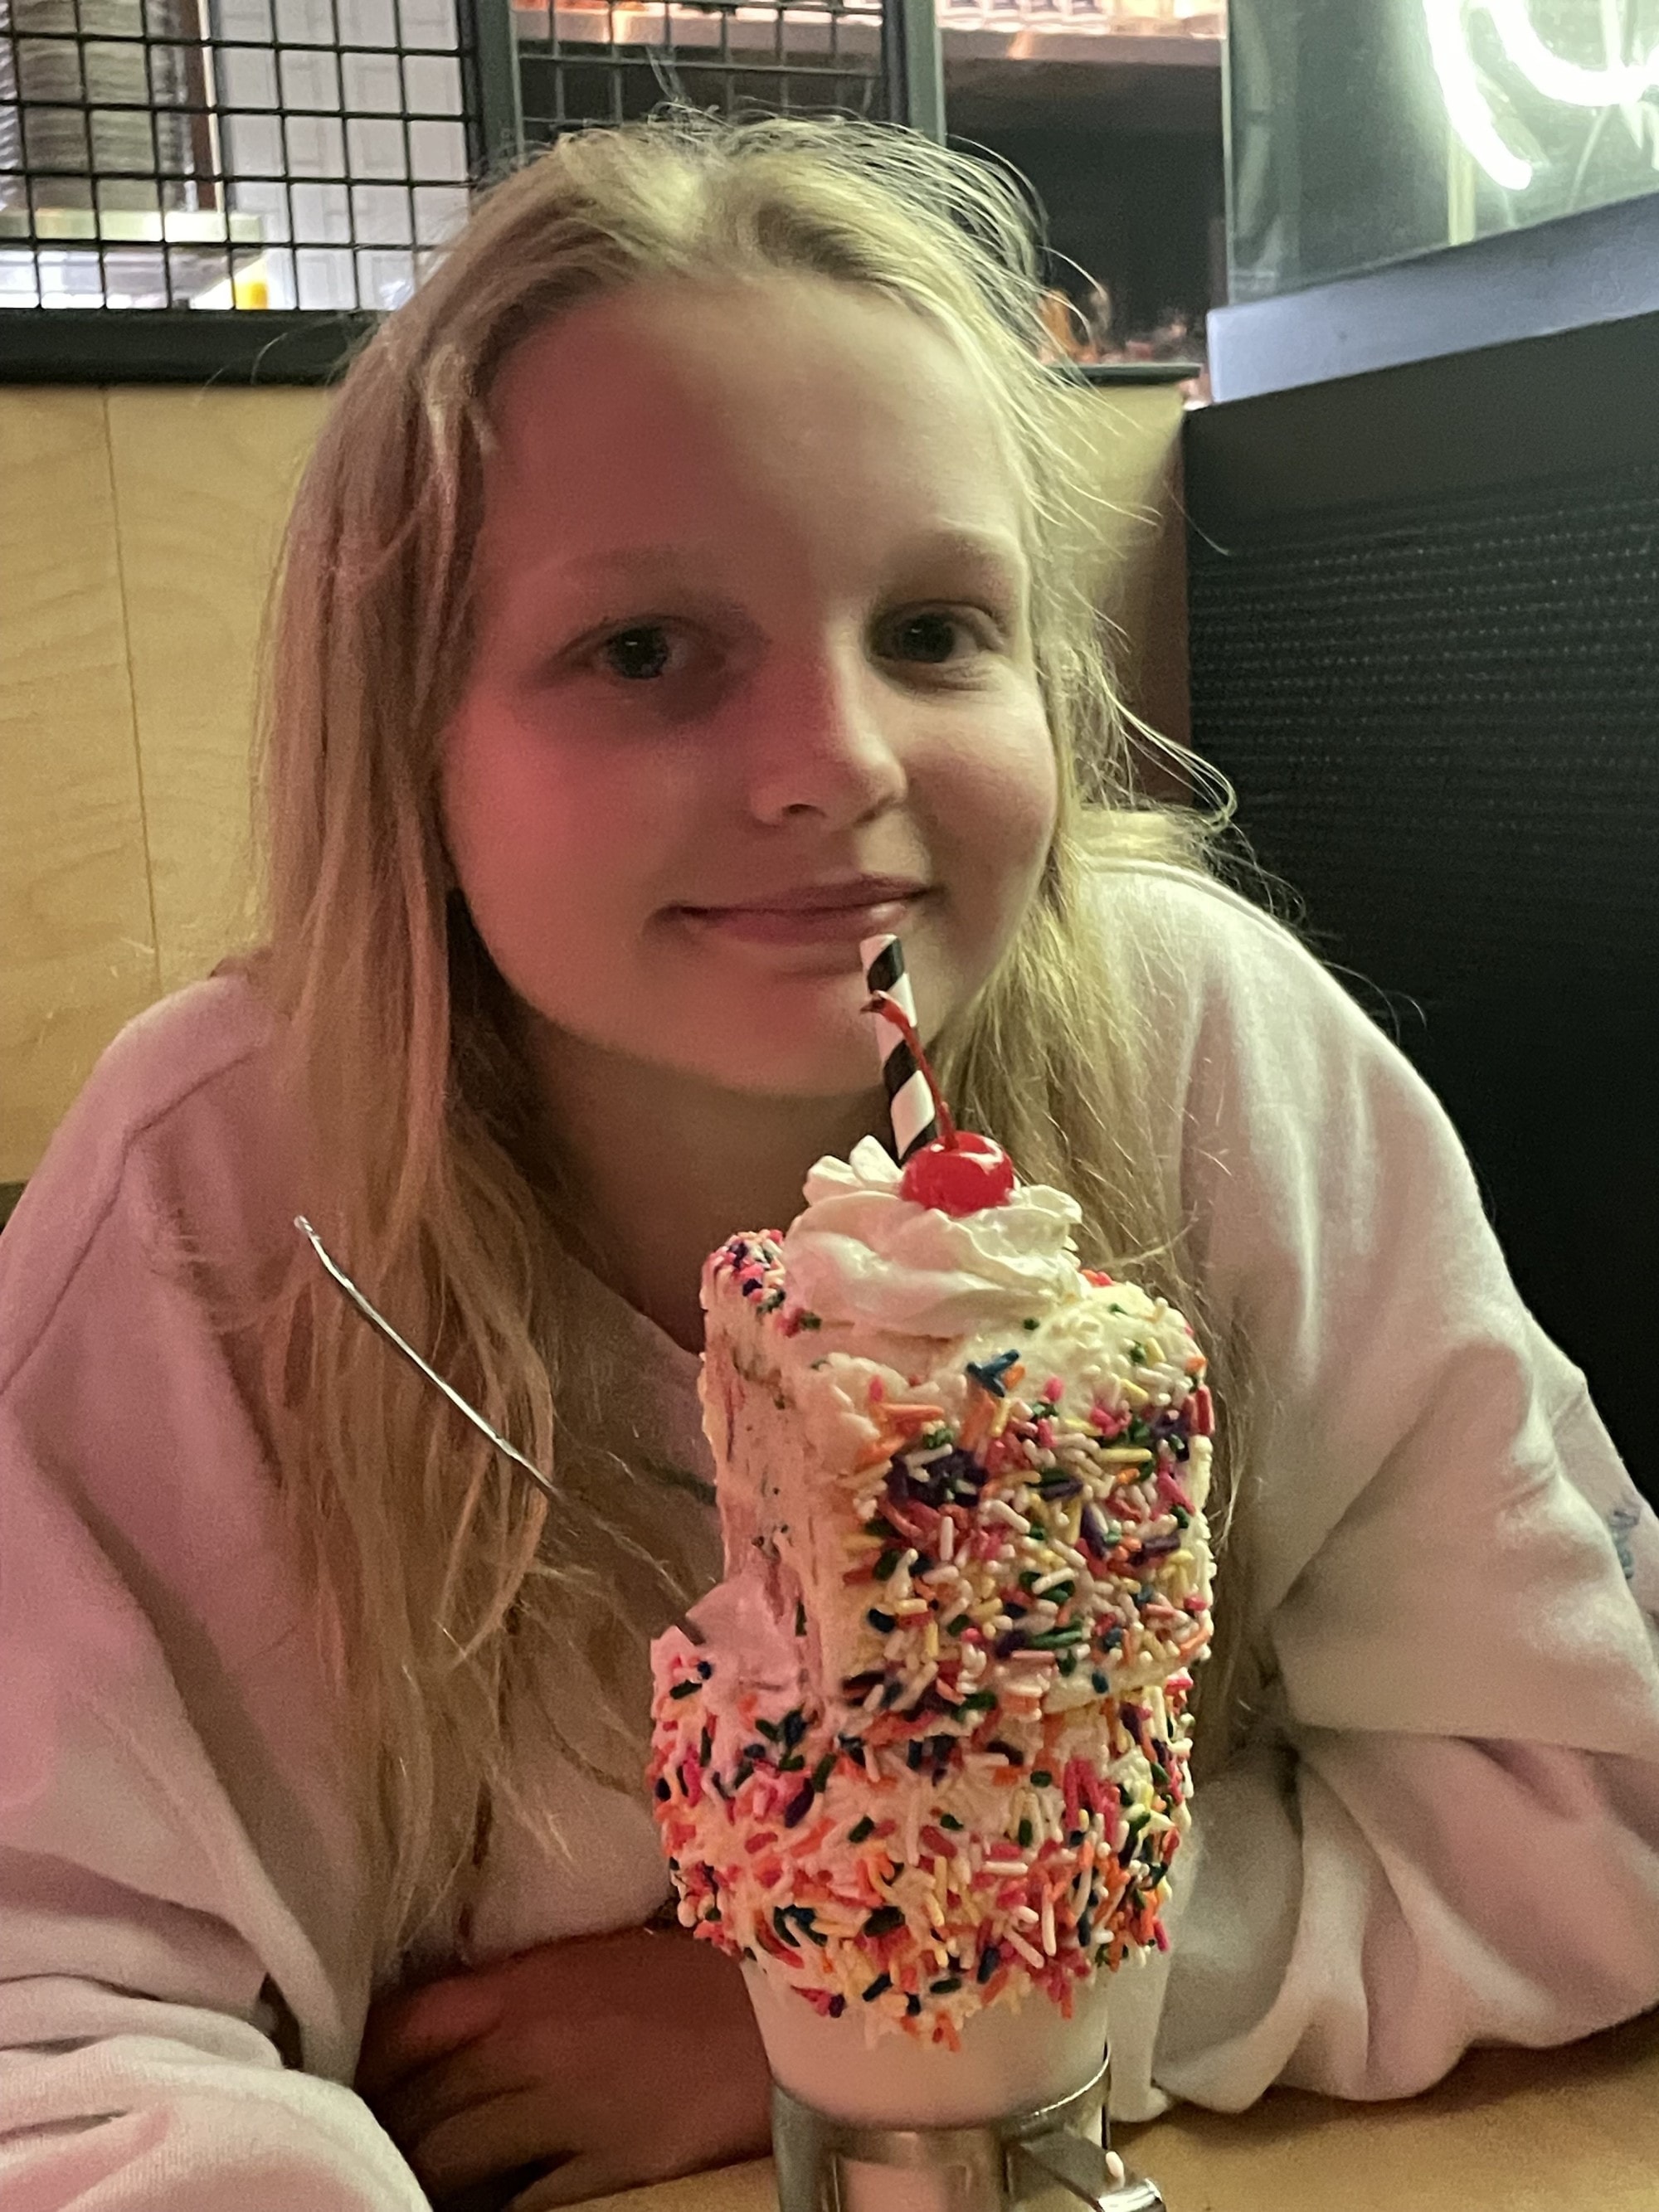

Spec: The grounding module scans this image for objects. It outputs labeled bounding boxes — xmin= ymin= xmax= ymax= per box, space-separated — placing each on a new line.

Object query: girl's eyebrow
xmin=496 ymin=547 xmax=706 ymax=609
xmin=508 ymin=527 xmax=1029 ymax=613
xmin=494 ymin=545 xmax=717 ymax=626
xmin=894 ymin=532 xmax=1031 ymax=634
xmin=893 ymin=525 xmax=1030 ymax=591
xmin=547 ymin=545 xmax=709 ymax=586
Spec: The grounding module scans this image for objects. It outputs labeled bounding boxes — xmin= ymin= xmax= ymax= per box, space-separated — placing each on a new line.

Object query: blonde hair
xmin=255 ymin=109 xmax=1255 ymax=1970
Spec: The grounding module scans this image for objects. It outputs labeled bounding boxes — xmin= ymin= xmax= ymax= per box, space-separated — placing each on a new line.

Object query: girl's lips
xmin=674 ymin=889 xmax=927 ymax=947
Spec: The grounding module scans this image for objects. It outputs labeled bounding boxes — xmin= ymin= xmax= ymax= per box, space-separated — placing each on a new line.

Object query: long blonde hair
xmin=255 ymin=109 xmax=1255 ymax=1971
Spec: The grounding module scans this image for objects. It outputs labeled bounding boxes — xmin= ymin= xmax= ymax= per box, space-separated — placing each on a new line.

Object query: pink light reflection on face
xmin=440 ymin=274 xmax=1058 ymax=1101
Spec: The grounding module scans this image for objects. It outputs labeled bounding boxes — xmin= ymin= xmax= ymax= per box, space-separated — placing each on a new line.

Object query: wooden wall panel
xmin=1056 ymin=380 xmax=1190 ymax=772
xmin=0 ymin=391 xmax=158 ymax=1184
xmin=108 ymin=386 xmax=330 ymax=995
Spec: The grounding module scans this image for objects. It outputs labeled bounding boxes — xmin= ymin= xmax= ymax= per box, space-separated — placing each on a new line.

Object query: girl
xmin=3 ymin=112 xmax=1658 ymax=2212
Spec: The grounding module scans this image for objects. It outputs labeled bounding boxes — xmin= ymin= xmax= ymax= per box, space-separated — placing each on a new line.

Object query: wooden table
xmin=578 ymin=2007 xmax=1659 ymax=2210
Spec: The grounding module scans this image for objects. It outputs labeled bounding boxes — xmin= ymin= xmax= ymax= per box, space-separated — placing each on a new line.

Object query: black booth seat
xmin=1183 ymin=313 xmax=1659 ymax=1505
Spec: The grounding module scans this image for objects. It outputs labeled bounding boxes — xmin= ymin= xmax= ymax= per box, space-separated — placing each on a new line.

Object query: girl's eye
xmin=881 ymin=610 xmax=990 ymax=667
xmin=598 ymin=624 xmax=679 ymax=681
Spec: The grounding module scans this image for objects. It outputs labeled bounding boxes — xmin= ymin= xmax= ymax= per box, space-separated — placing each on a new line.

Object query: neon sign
xmin=1424 ymin=0 xmax=1659 ymax=190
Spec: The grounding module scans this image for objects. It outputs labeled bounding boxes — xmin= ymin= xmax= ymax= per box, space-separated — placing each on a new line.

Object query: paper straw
xmin=861 ymin=934 xmax=939 ymax=1163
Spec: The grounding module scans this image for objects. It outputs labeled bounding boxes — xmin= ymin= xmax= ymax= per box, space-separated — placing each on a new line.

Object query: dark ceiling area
xmin=945 ymin=43 xmax=1222 ymax=134
xmin=948 ymin=47 xmax=1225 ymax=333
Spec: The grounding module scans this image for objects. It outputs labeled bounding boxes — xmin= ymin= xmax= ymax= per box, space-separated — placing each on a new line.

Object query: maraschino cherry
xmin=864 ymin=991 xmax=1017 ymax=1216
xmin=902 ymin=1130 xmax=1018 ymax=1215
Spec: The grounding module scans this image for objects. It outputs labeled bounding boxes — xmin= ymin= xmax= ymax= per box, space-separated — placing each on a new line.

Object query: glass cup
xmin=744 ymin=1968 xmax=1164 ymax=2211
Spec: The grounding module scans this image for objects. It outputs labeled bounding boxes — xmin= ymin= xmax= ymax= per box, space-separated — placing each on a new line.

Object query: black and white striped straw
xmin=860 ymin=933 xmax=939 ymax=1164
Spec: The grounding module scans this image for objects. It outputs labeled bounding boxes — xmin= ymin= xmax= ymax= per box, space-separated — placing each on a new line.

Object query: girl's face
xmin=441 ymin=273 xmax=1058 ymax=1101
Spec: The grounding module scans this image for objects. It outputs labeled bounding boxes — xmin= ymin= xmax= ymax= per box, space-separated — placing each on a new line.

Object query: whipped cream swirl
xmin=780 ymin=1135 xmax=1082 ymax=1338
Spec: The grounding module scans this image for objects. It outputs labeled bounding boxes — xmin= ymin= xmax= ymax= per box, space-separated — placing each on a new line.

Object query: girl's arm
xmin=0 ymin=1412 xmax=427 ymax=2210
xmin=0 ymin=1004 xmax=424 ymax=2211
xmin=1097 ymin=866 xmax=1659 ymax=2117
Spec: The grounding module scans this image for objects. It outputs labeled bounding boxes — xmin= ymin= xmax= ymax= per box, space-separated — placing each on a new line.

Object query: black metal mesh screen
xmin=1188 ymin=459 xmax=1659 ymax=1494
xmin=515 ymin=0 xmax=884 ymax=139
xmin=0 ymin=0 xmax=897 ymax=322
xmin=0 ymin=0 xmax=480 ymax=309
xmin=1 ymin=1 xmax=1223 ymax=335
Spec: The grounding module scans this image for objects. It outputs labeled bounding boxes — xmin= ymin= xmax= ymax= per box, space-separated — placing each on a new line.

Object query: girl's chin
xmin=682 ymin=1036 xmax=880 ymax=1101
xmin=683 ymin=1012 xmax=890 ymax=1102
xmin=659 ymin=974 xmax=898 ymax=1097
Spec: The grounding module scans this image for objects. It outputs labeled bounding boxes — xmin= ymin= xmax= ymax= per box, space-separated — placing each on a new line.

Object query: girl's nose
xmin=741 ymin=647 xmax=908 ymax=830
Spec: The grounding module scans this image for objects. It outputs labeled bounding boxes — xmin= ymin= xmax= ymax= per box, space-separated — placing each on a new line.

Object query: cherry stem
xmin=864 ymin=992 xmax=957 ymax=1147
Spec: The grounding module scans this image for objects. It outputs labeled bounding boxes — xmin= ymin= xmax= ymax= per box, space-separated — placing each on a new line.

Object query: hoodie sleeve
xmin=1093 ymin=868 xmax=1659 ymax=2118
xmin=0 ymin=997 xmax=427 ymax=2210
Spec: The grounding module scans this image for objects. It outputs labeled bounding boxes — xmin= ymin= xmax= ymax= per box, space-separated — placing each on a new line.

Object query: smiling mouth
xmin=672 ymin=882 xmax=930 ymax=946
